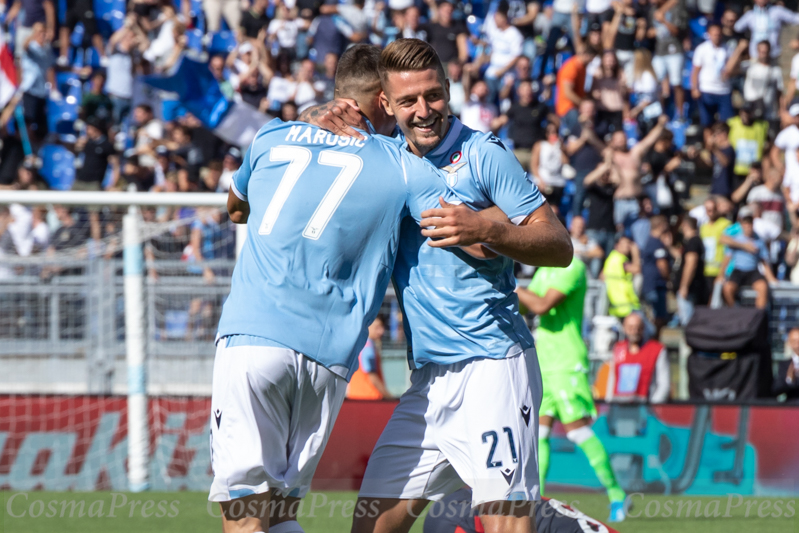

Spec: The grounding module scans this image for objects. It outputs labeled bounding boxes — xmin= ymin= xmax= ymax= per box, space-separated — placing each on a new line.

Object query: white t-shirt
xmin=744 ymin=63 xmax=783 ymax=117
xmin=586 ymin=0 xmax=611 ymax=14
xmin=632 ymin=70 xmax=658 ymax=102
xmin=791 ymin=52 xmax=799 ymax=82
xmin=460 ymin=99 xmax=497 ymax=133
xmin=747 ymin=184 xmax=785 ymax=231
xmin=484 ymin=24 xmax=524 ymax=79
xmin=693 ymin=40 xmax=731 ymax=95
xmin=775 ymin=125 xmax=799 ymax=203
xmin=267 ymin=19 xmax=300 ymax=49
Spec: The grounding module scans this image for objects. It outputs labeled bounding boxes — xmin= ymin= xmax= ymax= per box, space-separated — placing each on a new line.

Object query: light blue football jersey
xmin=217 ymin=119 xmax=450 ymax=379
xmin=394 ymin=117 xmax=545 ymax=368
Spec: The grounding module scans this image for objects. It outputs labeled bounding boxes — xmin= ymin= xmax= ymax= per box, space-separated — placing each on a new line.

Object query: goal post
xmin=0 ymin=190 xmax=229 ymax=492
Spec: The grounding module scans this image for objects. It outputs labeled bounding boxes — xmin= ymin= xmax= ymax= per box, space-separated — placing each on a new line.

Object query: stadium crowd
xmin=2 ymin=0 xmax=799 ymax=350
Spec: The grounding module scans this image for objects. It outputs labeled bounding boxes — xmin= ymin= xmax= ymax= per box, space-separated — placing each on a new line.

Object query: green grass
xmin=1 ymin=491 xmax=796 ymax=532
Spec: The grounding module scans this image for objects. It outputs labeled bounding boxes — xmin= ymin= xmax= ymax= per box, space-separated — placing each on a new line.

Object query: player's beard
xmin=406 ymin=112 xmax=447 ymax=156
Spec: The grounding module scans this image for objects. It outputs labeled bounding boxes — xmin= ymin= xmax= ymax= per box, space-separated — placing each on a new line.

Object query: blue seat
xmin=186 ymin=28 xmax=204 ymax=52
xmin=94 ymin=0 xmax=127 ymax=37
xmin=84 ymin=47 xmax=102 ymax=68
xmin=38 ymin=145 xmax=76 ymax=191
xmin=208 ymin=31 xmax=237 ymax=55
xmin=56 ymin=72 xmax=81 ymax=97
xmin=69 ymin=22 xmax=85 ymax=47
xmin=47 ymin=97 xmax=79 ymax=135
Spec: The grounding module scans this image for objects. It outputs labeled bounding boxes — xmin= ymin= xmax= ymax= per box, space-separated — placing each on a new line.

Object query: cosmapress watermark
xmin=4 ymin=493 xmax=181 ymax=519
xmin=624 ymin=493 xmax=797 ymax=520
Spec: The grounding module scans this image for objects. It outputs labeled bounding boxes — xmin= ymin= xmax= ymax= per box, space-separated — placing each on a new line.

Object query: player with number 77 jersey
xmin=207 ymin=45 xmax=472 ymax=533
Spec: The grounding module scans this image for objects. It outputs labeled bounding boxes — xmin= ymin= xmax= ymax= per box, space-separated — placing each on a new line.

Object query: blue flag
xmin=142 ymin=57 xmax=231 ymax=128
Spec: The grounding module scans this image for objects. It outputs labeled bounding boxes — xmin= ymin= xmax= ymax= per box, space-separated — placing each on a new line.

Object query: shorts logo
xmin=501 ymin=467 xmax=515 ymax=485
xmin=450 ymin=151 xmax=462 ymax=164
xmin=214 ymin=409 xmax=222 ymax=429
xmin=520 ymin=405 xmax=531 ymax=426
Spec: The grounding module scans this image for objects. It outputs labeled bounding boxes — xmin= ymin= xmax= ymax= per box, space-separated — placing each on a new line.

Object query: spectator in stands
xmin=501 ymin=0 xmax=539 ymax=61
xmin=401 ymin=6 xmax=426 ymax=40
xmin=308 ymin=8 xmax=348 ymax=66
xmin=701 ymin=122 xmax=736 ymax=200
xmin=640 ymin=215 xmax=671 ymax=333
xmin=80 ymin=72 xmax=113 ymax=124
xmin=610 ymin=115 xmax=668 ymax=229
xmin=591 ymin=51 xmax=626 ymax=137
xmin=606 ymin=0 xmax=643 ymax=80
xmin=603 ymin=235 xmax=641 ymax=319
xmin=498 ymin=55 xmax=534 ymax=104
xmin=492 ymin=80 xmax=549 ymax=171
xmin=421 ymin=0 xmax=468 ymax=65
xmin=627 ymin=49 xmax=659 ymax=134
xmin=106 ymin=20 xmax=141 ymax=125
xmin=483 ymin=1 xmax=524 ymax=104
xmin=733 ymin=0 xmax=799 ymax=62
xmin=142 ymin=4 xmax=183 ymax=71
xmin=531 ymin=122 xmax=568 ymax=210
xmin=217 ymin=147 xmax=242 ymax=193
xmin=460 ymin=80 xmax=497 ymax=133
xmin=720 ymin=207 xmax=776 ymax=309
xmin=555 ymin=47 xmax=597 ymax=128
xmin=133 ymin=104 xmax=164 ymax=169
xmin=564 ymin=99 xmax=605 ymax=217
xmin=691 ymin=23 xmax=738 ymax=128
xmin=699 ymin=196 xmax=731 ymax=295
xmin=317 ymin=52 xmax=338 ymax=103
xmin=644 ymin=130 xmax=681 ymax=217
xmin=7 ymin=0 xmax=55 ymax=59
xmin=118 ymin=153 xmax=155 ymax=191
xmin=203 ymin=0 xmax=241 ymax=33
xmin=167 ymin=124 xmax=204 ymax=184
xmin=605 ymin=312 xmax=670 ymax=403
xmin=570 ymin=215 xmax=605 ymax=278
xmin=20 ymin=22 xmax=57 ymax=142
xmin=347 ymin=315 xmax=392 ymax=400
xmin=58 ymin=0 xmax=105 ymax=67
xmin=209 ymin=55 xmax=235 ymax=100
xmin=583 ymin=148 xmax=617 ymax=263
xmin=73 ymin=118 xmax=116 ymax=192
xmin=774 ymin=328 xmax=799 ymax=401
xmin=773 ymin=104 xmax=799 ymax=228
xmin=240 ymin=0 xmax=271 ymax=41
xmin=281 ymin=101 xmax=299 ymax=122
xmin=651 ymin=0 xmax=687 ymax=120
xmin=735 ymin=167 xmax=785 ymax=233
xmin=727 ymin=103 xmax=769 ymax=185
xmin=447 ymin=61 xmax=466 ymax=117
xmin=268 ymin=3 xmax=304 ymax=57
xmin=676 ymin=216 xmax=705 ymax=325
xmin=789 ymin=43 xmax=799 ymax=109
xmin=744 ymin=41 xmax=783 ymax=127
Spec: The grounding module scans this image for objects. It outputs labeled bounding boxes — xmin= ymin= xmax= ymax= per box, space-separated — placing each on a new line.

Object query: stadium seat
xmin=56 ymin=72 xmax=81 ymax=98
xmin=38 ymin=144 xmax=76 ymax=191
xmin=94 ymin=0 xmax=126 ymax=37
xmin=47 ymin=96 xmax=79 ymax=135
xmin=186 ymin=28 xmax=204 ymax=52
xmin=208 ymin=31 xmax=237 ymax=55
xmin=84 ymin=47 xmax=102 ymax=68
xmin=69 ymin=22 xmax=85 ymax=47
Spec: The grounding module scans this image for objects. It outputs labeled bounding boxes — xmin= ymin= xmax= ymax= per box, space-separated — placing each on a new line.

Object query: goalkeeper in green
xmin=516 ymin=256 xmax=626 ymax=522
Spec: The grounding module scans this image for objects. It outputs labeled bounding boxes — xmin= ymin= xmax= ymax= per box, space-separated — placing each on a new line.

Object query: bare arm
xmin=43 ymin=0 xmax=55 ymax=40
xmin=227 ymin=188 xmax=249 ymax=224
xmin=650 ymin=348 xmax=670 ymax=403
xmin=366 ymin=372 xmax=392 ymax=399
xmin=631 ymin=115 xmax=668 ymax=159
xmin=561 ymin=80 xmax=583 ymax=107
xmin=457 ymin=33 xmax=469 ymax=64
xmin=603 ymin=4 xmax=622 ymax=50
xmin=515 ymin=287 xmax=568 ymax=315
xmin=420 ymin=199 xmax=573 ymax=267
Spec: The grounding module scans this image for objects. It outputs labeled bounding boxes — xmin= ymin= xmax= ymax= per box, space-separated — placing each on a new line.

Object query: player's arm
xmin=227 ymin=144 xmax=253 ymax=224
xmin=515 ymin=287 xmax=567 ymax=315
xmin=227 ymin=188 xmax=249 ymax=224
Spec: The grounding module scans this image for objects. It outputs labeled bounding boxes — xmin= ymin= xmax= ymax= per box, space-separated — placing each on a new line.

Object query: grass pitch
xmin=1 ymin=491 xmax=796 ymax=532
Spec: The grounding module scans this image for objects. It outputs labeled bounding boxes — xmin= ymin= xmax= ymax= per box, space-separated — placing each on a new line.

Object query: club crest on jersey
xmin=450 ymin=151 xmax=462 ymax=164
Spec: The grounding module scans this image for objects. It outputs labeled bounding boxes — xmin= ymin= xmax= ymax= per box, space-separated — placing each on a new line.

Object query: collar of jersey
xmin=427 ymin=116 xmax=463 ymax=159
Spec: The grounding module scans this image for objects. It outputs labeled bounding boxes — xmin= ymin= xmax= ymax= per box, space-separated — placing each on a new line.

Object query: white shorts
xmin=358 ymin=350 xmax=543 ymax=506
xmin=208 ymin=341 xmax=347 ymax=502
xmin=652 ymin=53 xmax=684 ymax=87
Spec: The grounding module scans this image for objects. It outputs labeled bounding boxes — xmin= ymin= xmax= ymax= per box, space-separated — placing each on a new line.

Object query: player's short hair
xmin=378 ymin=39 xmax=446 ymax=87
xmin=334 ymin=44 xmax=383 ymax=100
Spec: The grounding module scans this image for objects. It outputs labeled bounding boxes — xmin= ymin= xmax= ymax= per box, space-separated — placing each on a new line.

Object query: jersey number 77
xmin=258 ymin=146 xmax=364 ymax=240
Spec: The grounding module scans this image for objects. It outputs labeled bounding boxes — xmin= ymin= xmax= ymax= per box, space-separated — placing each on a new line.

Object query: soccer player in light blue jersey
xmin=208 ymin=45 xmax=465 ymax=533
xmin=304 ymin=39 xmax=573 ymax=533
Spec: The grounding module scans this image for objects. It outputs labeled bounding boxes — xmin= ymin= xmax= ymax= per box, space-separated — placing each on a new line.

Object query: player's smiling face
xmin=381 ymin=68 xmax=450 ymax=157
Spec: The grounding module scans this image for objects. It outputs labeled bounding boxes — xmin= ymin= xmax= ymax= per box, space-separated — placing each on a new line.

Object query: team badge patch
xmin=450 ymin=151 xmax=462 ymax=164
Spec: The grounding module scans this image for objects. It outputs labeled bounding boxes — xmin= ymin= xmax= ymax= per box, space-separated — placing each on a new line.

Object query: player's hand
xmin=420 ymin=198 xmax=494 ymax=249
xmin=301 ymin=99 xmax=367 ymax=140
